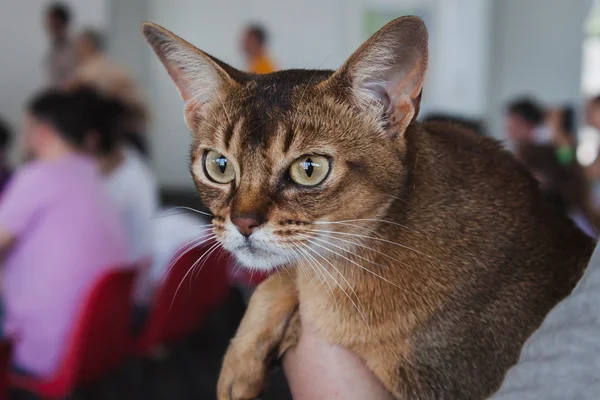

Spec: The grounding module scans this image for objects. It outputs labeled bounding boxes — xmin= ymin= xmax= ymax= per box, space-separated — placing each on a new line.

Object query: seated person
xmin=0 ymin=117 xmax=13 ymax=196
xmin=0 ymin=90 xmax=127 ymax=377
xmin=76 ymin=90 xmax=158 ymax=307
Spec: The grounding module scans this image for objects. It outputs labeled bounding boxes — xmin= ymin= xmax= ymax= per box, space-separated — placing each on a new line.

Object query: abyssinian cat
xmin=143 ymin=17 xmax=594 ymax=399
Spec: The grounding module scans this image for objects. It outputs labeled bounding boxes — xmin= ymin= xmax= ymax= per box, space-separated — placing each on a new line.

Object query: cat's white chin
xmin=231 ymin=247 xmax=295 ymax=271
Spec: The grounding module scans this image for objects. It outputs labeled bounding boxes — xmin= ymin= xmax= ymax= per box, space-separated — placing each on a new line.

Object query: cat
xmin=143 ymin=17 xmax=594 ymax=400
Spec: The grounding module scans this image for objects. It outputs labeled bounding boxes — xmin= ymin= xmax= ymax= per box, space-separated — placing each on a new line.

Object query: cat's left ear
xmin=332 ymin=16 xmax=428 ymax=137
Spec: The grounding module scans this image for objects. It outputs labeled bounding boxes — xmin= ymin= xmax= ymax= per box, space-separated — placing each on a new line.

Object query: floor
xmin=12 ymin=288 xmax=293 ymax=400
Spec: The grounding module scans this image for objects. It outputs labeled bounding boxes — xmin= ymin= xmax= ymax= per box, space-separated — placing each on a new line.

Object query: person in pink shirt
xmin=0 ymin=90 xmax=127 ymax=377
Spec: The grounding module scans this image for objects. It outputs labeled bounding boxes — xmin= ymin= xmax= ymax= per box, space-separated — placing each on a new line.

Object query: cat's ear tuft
xmin=336 ymin=16 xmax=428 ymax=137
xmin=141 ymin=22 xmax=241 ymax=108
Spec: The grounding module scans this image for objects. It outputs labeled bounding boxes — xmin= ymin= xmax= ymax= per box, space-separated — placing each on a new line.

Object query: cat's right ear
xmin=331 ymin=16 xmax=428 ymax=138
xmin=142 ymin=22 xmax=240 ymax=114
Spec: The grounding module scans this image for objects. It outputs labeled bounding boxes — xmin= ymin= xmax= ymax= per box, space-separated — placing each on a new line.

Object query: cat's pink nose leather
xmin=231 ymin=215 xmax=263 ymax=237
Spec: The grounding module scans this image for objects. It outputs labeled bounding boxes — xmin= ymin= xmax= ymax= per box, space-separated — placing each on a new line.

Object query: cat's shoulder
xmin=418 ymin=120 xmax=504 ymax=154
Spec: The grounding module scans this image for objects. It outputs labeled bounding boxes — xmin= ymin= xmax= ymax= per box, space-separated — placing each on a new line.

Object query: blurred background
xmin=0 ymin=0 xmax=599 ymax=399
xmin=1 ymin=0 xmax=598 ymax=190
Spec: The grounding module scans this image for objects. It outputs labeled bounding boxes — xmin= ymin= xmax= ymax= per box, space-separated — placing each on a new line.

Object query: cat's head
xmin=143 ymin=17 xmax=428 ymax=270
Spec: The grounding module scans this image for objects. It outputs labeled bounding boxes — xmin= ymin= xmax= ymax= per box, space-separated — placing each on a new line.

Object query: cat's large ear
xmin=142 ymin=22 xmax=243 ymax=120
xmin=334 ymin=16 xmax=428 ymax=137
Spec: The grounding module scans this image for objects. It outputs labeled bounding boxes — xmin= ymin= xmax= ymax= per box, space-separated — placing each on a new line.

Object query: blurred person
xmin=75 ymin=89 xmax=158 ymax=311
xmin=584 ymin=96 xmax=600 ymax=184
xmin=241 ymin=24 xmax=277 ymax=74
xmin=0 ymin=117 xmax=13 ymax=195
xmin=0 ymin=90 xmax=127 ymax=377
xmin=504 ymin=97 xmax=545 ymax=157
xmin=547 ymin=105 xmax=578 ymax=164
xmin=585 ymin=95 xmax=600 ymax=131
xmin=72 ymin=29 xmax=150 ymax=157
xmin=520 ymin=144 xmax=597 ymax=238
xmin=44 ymin=3 xmax=77 ymax=87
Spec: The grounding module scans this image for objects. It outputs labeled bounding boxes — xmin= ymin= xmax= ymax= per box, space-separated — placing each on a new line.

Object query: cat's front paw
xmin=217 ymin=344 xmax=268 ymax=400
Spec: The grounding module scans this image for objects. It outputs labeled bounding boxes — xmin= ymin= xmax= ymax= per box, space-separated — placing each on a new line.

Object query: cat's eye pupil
xmin=304 ymin=158 xmax=314 ymax=177
xmin=217 ymin=157 xmax=227 ymax=173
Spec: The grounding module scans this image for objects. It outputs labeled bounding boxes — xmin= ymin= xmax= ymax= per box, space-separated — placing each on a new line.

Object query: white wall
xmin=487 ymin=0 xmax=592 ymax=138
xmin=144 ymin=0 xmax=492 ymax=189
xmin=0 ymin=0 xmax=108 ymax=158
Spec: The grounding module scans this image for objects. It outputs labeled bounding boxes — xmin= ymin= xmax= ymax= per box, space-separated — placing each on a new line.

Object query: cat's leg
xmin=217 ymin=271 xmax=298 ymax=400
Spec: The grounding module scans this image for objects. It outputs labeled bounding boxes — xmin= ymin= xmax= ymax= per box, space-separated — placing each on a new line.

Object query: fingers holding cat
xmin=218 ymin=272 xmax=299 ymax=400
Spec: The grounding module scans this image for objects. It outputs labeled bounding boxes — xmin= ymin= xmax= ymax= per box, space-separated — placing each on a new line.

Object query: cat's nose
xmin=231 ymin=214 xmax=265 ymax=237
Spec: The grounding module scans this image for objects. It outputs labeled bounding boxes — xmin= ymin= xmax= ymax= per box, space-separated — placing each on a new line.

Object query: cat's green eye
xmin=203 ymin=150 xmax=235 ymax=184
xmin=289 ymin=155 xmax=330 ymax=187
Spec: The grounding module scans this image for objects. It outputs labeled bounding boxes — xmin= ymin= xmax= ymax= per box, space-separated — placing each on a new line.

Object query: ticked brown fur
xmin=143 ymin=17 xmax=594 ymax=400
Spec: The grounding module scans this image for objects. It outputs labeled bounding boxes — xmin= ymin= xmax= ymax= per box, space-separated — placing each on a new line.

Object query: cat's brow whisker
xmin=302 ymin=237 xmax=402 ymax=291
xmin=305 ymin=229 xmax=439 ymax=261
xmin=297 ymin=53 xmax=332 ymax=108
xmin=299 ymin=243 xmax=370 ymax=328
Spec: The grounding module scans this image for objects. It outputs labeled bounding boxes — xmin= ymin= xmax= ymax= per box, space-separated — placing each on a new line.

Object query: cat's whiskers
xmin=304 ymin=229 xmax=438 ymax=261
xmin=161 ymin=206 xmax=214 ymax=218
xmin=302 ymin=234 xmax=389 ymax=270
xmin=311 ymin=221 xmax=385 ymax=239
xmin=306 ymin=230 xmax=407 ymax=266
xmin=313 ymin=218 xmax=421 ymax=236
xmin=162 ymin=232 xmax=216 ymax=283
xmin=384 ymin=193 xmax=410 ymax=205
xmin=300 ymin=236 xmax=402 ymax=291
xmin=188 ymin=239 xmax=222 ymax=287
xmin=171 ymin=240 xmax=222 ymax=310
xmin=293 ymin=244 xmax=339 ymax=311
xmin=299 ymin=242 xmax=370 ymax=328
xmin=192 ymin=237 xmax=223 ymax=282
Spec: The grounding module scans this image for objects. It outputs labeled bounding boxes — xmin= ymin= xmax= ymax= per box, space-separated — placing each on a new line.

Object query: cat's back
xmin=400 ymin=121 xmax=594 ymax=399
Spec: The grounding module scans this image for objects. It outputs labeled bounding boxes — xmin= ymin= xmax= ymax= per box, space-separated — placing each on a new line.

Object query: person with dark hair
xmin=505 ymin=97 xmax=545 ymax=146
xmin=0 ymin=89 xmax=127 ymax=377
xmin=585 ymin=95 xmax=600 ymax=131
xmin=520 ymin=144 xmax=597 ymax=238
xmin=547 ymin=105 xmax=578 ymax=165
xmin=0 ymin=118 xmax=13 ymax=195
xmin=76 ymin=89 xmax=158 ymax=309
xmin=44 ymin=2 xmax=77 ymax=87
xmin=241 ymin=23 xmax=277 ymax=74
xmin=72 ymin=28 xmax=150 ymax=157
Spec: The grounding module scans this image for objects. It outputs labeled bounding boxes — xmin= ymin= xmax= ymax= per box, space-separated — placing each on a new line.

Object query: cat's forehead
xmin=213 ymin=69 xmax=337 ymax=151
xmin=234 ymin=69 xmax=334 ymax=112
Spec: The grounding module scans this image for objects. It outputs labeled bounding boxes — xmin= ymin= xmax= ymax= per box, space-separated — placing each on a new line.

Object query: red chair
xmin=11 ymin=269 xmax=137 ymax=399
xmin=133 ymin=240 xmax=230 ymax=355
xmin=0 ymin=341 xmax=11 ymax=400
